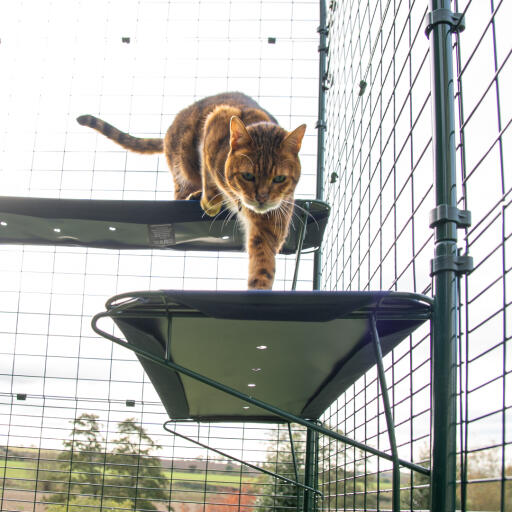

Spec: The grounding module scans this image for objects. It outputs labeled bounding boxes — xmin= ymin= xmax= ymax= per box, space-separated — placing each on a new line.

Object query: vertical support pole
xmin=288 ymin=423 xmax=301 ymax=512
xmin=303 ymin=427 xmax=319 ymax=512
xmin=370 ymin=315 xmax=400 ymax=511
xmin=313 ymin=0 xmax=328 ymax=291
xmin=292 ymin=203 xmax=310 ymax=291
xmin=427 ymin=2 xmax=464 ymax=510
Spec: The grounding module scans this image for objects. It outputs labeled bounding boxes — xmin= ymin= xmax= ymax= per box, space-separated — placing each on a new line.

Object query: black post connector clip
xmin=429 ymin=204 xmax=471 ymax=230
xmin=425 ymin=8 xmax=465 ymax=38
xmin=430 ymin=204 xmax=473 ymax=276
xmin=430 ymin=253 xmax=474 ymax=277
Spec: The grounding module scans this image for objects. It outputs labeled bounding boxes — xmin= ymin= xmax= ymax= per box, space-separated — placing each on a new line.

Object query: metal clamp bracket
xmin=429 ymin=204 xmax=471 ymax=229
xmin=425 ymin=8 xmax=465 ymax=38
xmin=317 ymin=25 xmax=329 ymax=36
xmin=430 ymin=253 xmax=474 ymax=276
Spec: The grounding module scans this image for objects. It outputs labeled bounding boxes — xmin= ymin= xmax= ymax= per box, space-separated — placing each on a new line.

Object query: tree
xmin=400 ymin=445 xmax=430 ymax=510
xmin=256 ymin=426 xmax=307 ymax=511
xmin=400 ymin=444 xmax=512 ymax=510
xmin=257 ymin=426 xmax=385 ymax=511
xmin=256 ymin=427 xmax=365 ymax=511
xmin=47 ymin=415 xmax=172 ymax=512
xmin=48 ymin=413 xmax=106 ymax=504
xmin=460 ymin=448 xmax=512 ymax=511
xmin=105 ymin=418 xmax=171 ymax=511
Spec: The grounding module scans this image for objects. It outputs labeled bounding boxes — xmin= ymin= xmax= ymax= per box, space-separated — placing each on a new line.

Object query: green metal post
xmin=427 ymin=2 xmax=467 ymax=510
xmin=287 ymin=423 xmax=301 ymax=512
xmin=303 ymin=427 xmax=319 ymax=512
xmin=370 ymin=316 xmax=400 ymax=511
xmin=292 ymin=203 xmax=310 ymax=290
xmin=313 ymin=0 xmax=328 ymax=290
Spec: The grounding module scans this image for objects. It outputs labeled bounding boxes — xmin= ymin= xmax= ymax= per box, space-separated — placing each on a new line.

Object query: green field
xmin=0 ymin=458 xmax=38 ymax=481
xmin=0 ymin=457 xmax=259 ymax=490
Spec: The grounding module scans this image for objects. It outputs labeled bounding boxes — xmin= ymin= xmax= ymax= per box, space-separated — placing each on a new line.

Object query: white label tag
xmin=148 ymin=224 xmax=175 ymax=247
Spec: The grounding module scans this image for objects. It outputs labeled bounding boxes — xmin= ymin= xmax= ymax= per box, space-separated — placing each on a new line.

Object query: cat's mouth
xmin=244 ymin=200 xmax=280 ymax=214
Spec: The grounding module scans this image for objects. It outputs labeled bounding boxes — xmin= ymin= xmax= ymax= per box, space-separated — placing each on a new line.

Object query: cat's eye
xmin=273 ymin=175 xmax=286 ymax=183
xmin=242 ymin=172 xmax=255 ymax=182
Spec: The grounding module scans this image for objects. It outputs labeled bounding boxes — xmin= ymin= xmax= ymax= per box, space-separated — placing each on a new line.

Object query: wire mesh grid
xmin=0 ymin=0 xmax=319 ymax=510
xmin=453 ymin=0 xmax=511 ymax=509
xmin=319 ymin=0 xmax=510 ymax=510
xmin=1 ymin=0 xmax=510 ymax=510
xmin=0 ymin=393 xmax=306 ymax=511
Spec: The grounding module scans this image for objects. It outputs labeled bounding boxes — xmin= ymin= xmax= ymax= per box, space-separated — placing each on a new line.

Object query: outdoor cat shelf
xmin=92 ymin=289 xmax=433 ymax=500
xmin=93 ymin=289 xmax=431 ymax=424
xmin=0 ymin=195 xmax=329 ymax=289
xmin=0 ymin=196 xmax=328 ymax=253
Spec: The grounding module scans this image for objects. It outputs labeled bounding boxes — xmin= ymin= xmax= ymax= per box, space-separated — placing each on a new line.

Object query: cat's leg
xmin=174 ymin=178 xmax=201 ymax=200
xmin=164 ymin=129 xmax=201 ymax=200
xmin=200 ymin=105 xmax=241 ymax=217
xmin=245 ymin=217 xmax=281 ymax=290
xmin=245 ymin=204 xmax=294 ymax=289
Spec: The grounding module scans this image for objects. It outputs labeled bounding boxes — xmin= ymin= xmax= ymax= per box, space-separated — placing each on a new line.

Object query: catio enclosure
xmin=0 ymin=1 xmax=510 ymax=512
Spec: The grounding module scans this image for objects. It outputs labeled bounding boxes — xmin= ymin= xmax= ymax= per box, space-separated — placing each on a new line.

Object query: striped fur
xmin=77 ymin=92 xmax=306 ymax=289
xmin=76 ymin=115 xmax=163 ymax=153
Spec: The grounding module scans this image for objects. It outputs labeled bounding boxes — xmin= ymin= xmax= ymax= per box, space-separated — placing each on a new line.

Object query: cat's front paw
xmin=200 ymin=196 xmax=223 ymax=217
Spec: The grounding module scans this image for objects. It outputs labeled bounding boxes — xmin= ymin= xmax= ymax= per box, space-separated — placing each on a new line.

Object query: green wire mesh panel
xmin=0 ymin=394 xmax=306 ymax=512
xmin=0 ymin=1 xmax=320 ymax=510
xmin=453 ymin=0 xmax=511 ymax=509
xmin=319 ymin=0 xmax=510 ymax=510
xmin=319 ymin=0 xmax=434 ymax=507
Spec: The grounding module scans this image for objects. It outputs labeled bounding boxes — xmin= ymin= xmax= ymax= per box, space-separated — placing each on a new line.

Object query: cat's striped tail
xmin=77 ymin=115 xmax=163 ymax=154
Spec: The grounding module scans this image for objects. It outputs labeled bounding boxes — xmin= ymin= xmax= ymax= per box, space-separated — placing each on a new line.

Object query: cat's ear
xmin=281 ymin=124 xmax=307 ymax=153
xmin=230 ymin=116 xmax=253 ymax=151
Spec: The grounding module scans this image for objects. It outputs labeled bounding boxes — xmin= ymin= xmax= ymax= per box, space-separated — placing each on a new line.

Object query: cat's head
xmin=225 ymin=116 xmax=306 ymax=214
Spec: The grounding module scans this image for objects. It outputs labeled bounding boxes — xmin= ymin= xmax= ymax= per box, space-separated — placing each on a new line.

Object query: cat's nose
xmin=256 ymin=192 xmax=269 ymax=204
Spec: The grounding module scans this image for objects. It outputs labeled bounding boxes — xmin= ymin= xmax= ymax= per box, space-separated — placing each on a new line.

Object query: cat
xmin=77 ymin=92 xmax=306 ymax=289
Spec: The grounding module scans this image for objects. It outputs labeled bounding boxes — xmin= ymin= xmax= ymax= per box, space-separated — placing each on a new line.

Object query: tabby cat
xmin=77 ymin=92 xmax=306 ymax=289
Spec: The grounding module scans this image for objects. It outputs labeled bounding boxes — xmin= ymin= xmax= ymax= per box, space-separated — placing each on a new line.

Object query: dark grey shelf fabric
xmin=95 ymin=290 xmax=432 ymax=422
xmin=0 ymin=196 xmax=329 ymax=254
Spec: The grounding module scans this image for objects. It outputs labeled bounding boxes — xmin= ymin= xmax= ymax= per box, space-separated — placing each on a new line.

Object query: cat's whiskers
xmin=208 ymin=196 xmax=234 ymax=231
xmin=276 ymin=207 xmax=286 ymax=234
xmin=282 ymin=199 xmax=319 ymax=230
xmin=231 ymin=208 xmax=244 ymax=243
xmin=281 ymin=205 xmax=291 ymax=233
xmin=221 ymin=207 xmax=238 ymax=233
xmin=202 ymin=192 xmax=230 ymax=229
xmin=282 ymin=203 xmax=306 ymax=234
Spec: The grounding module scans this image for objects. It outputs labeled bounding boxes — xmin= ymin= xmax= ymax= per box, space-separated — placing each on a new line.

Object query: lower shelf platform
xmin=92 ymin=289 xmax=432 ymax=423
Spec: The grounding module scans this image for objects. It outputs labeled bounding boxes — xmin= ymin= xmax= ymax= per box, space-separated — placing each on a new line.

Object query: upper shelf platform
xmin=0 ymin=196 xmax=329 ymax=254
